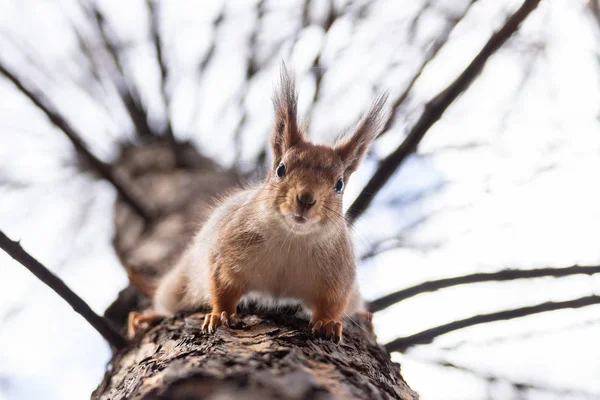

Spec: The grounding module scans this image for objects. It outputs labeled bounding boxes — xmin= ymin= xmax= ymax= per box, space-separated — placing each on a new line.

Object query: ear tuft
xmin=271 ymin=63 xmax=302 ymax=163
xmin=335 ymin=91 xmax=389 ymax=177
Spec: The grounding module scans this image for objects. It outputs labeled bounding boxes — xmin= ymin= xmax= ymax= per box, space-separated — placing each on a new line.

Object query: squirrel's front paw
xmin=202 ymin=311 xmax=242 ymax=334
xmin=310 ymin=319 xmax=343 ymax=344
xmin=127 ymin=311 xmax=163 ymax=339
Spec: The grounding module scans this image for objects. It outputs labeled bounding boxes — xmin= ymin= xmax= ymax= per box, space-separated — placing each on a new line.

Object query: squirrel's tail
xmin=126 ymin=266 xmax=158 ymax=298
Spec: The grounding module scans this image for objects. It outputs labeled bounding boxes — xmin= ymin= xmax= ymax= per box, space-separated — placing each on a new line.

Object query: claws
xmin=310 ymin=319 xmax=343 ymax=344
xmin=127 ymin=311 xmax=163 ymax=339
xmin=202 ymin=312 xmax=242 ymax=334
xmin=202 ymin=313 xmax=221 ymax=333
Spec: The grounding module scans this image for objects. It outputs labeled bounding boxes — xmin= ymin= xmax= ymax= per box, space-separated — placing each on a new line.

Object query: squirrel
xmin=127 ymin=66 xmax=388 ymax=343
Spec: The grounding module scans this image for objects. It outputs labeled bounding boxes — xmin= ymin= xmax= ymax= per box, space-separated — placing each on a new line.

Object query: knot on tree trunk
xmin=93 ymin=311 xmax=417 ymax=400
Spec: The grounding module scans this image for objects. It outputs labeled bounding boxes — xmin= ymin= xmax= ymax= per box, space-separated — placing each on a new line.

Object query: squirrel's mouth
xmin=291 ymin=214 xmax=307 ymax=224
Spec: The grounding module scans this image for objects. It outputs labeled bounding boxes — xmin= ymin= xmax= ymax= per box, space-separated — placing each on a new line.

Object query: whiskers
xmin=343 ymin=311 xmax=373 ymax=336
xmin=320 ymin=203 xmax=375 ymax=255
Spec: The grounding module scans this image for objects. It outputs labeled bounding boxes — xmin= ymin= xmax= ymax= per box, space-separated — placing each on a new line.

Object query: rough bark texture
xmin=93 ymin=311 xmax=417 ymax=400
xmin=96 ymin=141 xmax=416 ymax=399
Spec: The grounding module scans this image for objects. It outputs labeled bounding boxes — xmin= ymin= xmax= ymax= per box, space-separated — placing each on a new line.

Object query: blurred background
xmin=1 ymin=0 xmax=599 ymax=399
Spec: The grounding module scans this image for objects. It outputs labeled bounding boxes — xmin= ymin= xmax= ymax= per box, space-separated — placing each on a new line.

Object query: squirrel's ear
xmin=271 ymin=64 xmax=303 ymax=163
xmin=335 ymin=92 xmax=389 ymax=177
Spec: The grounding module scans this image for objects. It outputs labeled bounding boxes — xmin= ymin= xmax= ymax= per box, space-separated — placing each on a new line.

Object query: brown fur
xmin=129 ymin=65 xmax=388 ymax=342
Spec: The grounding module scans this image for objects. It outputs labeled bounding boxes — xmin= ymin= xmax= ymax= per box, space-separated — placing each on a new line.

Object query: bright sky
xmin=1 ymin=0 xmax=599 ymax=399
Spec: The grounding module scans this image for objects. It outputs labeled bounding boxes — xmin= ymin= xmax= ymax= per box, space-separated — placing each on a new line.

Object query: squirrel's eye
xmin=334 ymin=178 xmax=344 ymax=193
xmin=276 ymin=162 xmax=286 ymax=178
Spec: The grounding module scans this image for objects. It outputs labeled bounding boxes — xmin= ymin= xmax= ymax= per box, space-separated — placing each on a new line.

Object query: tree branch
xmin=93 ymin=311 xmax=417 ymax=399
xmin=83 ymin=1 xmax=155 ymax=139
xmin=187 ymin=7 xmax=224 ymax=129
xmin=0 ymin=62 xmax=156 ymax=222
xmin=346 ymin=0 xmax=542 ymax=223
xmin=440 ymin=316 xmax=600 ymax=351
xmin=412 ymin=354 xmax=600 ymax=398
xmin=385 ymin=295 xmax=600 ymax=353
xmin=146 ymin=0 xmax=188 ymax=167
xmin=249 ymin=0 xmax=314 ymax=176
xmin=589 ymin=0 xmax=600 ymax=29
xmin=232 ymin=0 xmax=267 ymax=167
xmin=370 ymin=264 xmax=600 ymax=312
xmin=0 ymin=230 xmax=127 ymax=349
xmin=378 ymin=0 xmax=478 ymax=138
xmin=306 ymin=0 xmax=339 ymax=119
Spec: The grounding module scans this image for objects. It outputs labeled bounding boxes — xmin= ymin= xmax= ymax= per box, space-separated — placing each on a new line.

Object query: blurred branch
xmin=379 ymin=0 xmax=478 ymax=138
xmin=233 ymin=0 xmax=267 ymax=166
xmin=309 ymin=0 xmax=336 ymax=104
xmin=199 ymin=9 xmax=224 ymax=74
xmin=440 ymin=316 xmax=600 ymax=351
xmin=370 ymin=265 xmax=600 ymax=312
xmin=0 ymin=230 xmax=127 ymax=349
xmin=68 ymin=19 xmax=104 ymax=85
xmin=412 ymin=354 xmax=600 ymax=398
xmin=250 ymin=0 xmax=312 ymax=173
xmin=146 ymin=0 xmax=183 ymax=163
xmin=188 ymin=8 xmax=224 ymax=129
xmin=589 ymin=0 xmax=600 ymax=28
xmin=407 ymin=0 xmax=432 ymax=42
xmin=385 ymin=295 xmax=600 ymax=353
xmin=82 ymin=0 xmax=155 ymax=139
xmin=0 ymin=62 xmax=156 ymax=222
xmin=346 ymin=0 xmax=542 ymax=223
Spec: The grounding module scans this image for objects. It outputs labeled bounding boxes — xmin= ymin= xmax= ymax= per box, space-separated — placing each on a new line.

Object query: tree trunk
xmin=93 ymin=311 xmax=417 ymax=399
xmin=95 ymin=141 xmax=417 ymax=399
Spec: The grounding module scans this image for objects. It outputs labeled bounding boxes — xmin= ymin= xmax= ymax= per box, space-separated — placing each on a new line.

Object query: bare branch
xmin=0 ymin=230 xmax=127 ymax=349
xmin=146 ymin=0 xmax=184 ymax=164
xmin=385 ymin=295 xmax=600 ymax=353
xmin=589 ymin=0 xmax=600 ymax=29
xmin=346 ymin=0 xmax=542 ymax=223
xmin=0 ymin=62 xmax=156 ymax=222
xmin=412 ymin=354 xmax=600 ymax=398
xmin=248 ymin=0 xmax=312 ymax=174
xmin=370 ymin=265 xmax=600 ymax=312
xmin=188 ymin=8 xmax=224 ymax=129
xmin=232 ymin=0 xmax=267 ymax=167
xmin=82 ymin=0 xmax=155 ymax=139
xmin=440 ymin=317 xmax=600 ymax=351
xmin=378 ymin=0 xmax=479 ymax=138
xmin=308 ymin=0 xmax=338 ymax=110
xmin=146 ymin=0 xmax=168 ymax=105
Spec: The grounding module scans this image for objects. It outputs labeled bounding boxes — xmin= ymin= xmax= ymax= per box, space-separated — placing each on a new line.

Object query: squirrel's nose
xmin=297 ymin=192 xmax=316 ymax=210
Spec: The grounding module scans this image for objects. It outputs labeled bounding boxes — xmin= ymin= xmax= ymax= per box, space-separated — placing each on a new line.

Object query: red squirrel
xmin=128 ymin=66 xmax=388 ymax=343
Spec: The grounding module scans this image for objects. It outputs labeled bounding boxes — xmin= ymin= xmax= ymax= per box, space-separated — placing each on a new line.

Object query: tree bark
xmin=93 ymin=311 xmax=417 ymax=399
xmin=95 ymin=141 xmax=417 ymax=399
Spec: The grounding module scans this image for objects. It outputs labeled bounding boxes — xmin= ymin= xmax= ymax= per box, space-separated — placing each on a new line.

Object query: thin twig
xmin=307 ymin=0 xmax=338 ymax=114
xmin=0 ymin=230 xmax=127 ymax=349
xmin=0 ymin=62 xmax=156 ymax=222
xmin=232 ymin=0 xmax=267 ymax=168
xmin=199 ymin=9 xmax=224 ymax=74
xmin=83 ymin=0 xmax=155 ymax=139
xmin=378 ymin=0 xmax=479 ymax=138
xmin=409 ymin=354 xmax=600 ymax=398
xmin=385 ymin=295 xmax=600 ymax=353
xmin=589 ymin=0 xmax=600 ymax=29
xmin=188 ymin=7 xmax=224 ymax=129
xmin=440 ymin=316 xmax=600 ymax=351
xmin=249 ymin=0 xmax=312 ymax=176
xmin=346 ymin=0 xmax=542 ymax=223
xmin=146 ymin=0 xmax=180 ymax=160
xmin=370 ymin=265 xmax=600 ymax=312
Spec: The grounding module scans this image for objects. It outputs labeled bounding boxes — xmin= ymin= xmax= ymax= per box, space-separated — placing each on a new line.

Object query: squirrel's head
xmin=266 ymin=65 xmax=388 ymax=235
